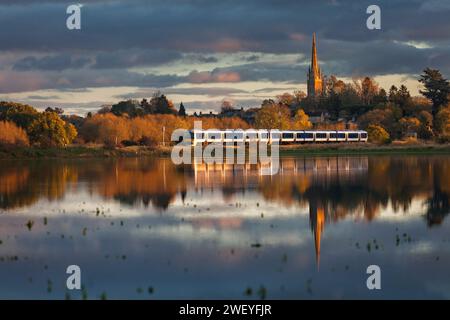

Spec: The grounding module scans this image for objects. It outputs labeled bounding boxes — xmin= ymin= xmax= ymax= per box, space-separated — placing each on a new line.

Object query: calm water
xmin=0 ymin=155 xmax=449 ymax=299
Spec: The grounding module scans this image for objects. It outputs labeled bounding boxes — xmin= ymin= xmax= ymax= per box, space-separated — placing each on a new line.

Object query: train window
xmin=282 ymin=133 xmax=294 ymax=139
xmin=338 ymin=133 xmax=346 ymax=139
xmin=316 ymin=133 xmax=327 ymax=139
xmin=361 ymin=133 xmax=368 ymax=138
xmin=246 ymin=132 xmax=257 ymax=140
xmin=209 ymin=132 xmax=220 ymax=139
xmin=330 ymin=133 xmax=337 ymax=139
xmin=195 ymin=133 xmax=204 ymax=139
xmin=305 ymin=133 xmax=313 ymax=139
xmin=259 ymin=132 xmax=268 ymax=139
xmin=271 ymin=133 xmax=281 ymax=139
xmin=234 ymin=132 xmax=244 ymax=139
xmin=348 ymin=133 xmax=358 ymax=139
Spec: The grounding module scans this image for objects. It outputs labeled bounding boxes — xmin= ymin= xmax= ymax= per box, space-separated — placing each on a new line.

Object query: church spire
xmin=311 ymin=32 xmax=319 ymax=76
xmin=307 ymin=33 xmax=323 ymax=98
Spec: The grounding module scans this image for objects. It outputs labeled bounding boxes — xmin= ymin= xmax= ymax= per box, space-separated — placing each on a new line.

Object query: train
xmin=186 ymin=129 xmax=368 ymax=145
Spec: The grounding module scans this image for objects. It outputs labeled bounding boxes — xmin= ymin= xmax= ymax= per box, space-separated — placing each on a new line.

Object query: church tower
xmin=307 ymin=33 xmax=323 ymax=97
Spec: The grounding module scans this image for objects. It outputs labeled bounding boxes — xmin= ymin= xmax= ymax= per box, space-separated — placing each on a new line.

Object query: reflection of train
xmin=187 ymin=129 xmax=368 ymax=145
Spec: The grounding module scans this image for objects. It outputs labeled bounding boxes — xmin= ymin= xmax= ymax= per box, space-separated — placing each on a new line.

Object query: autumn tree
xmin=0 ymin=121 xmax=29 ymax=147
xmin=435 ymin=107 xmax=450 ymax=135
xmin=399 ymin=117 xmax=420 ymax=138
xmin=255 ymin=102 xmax=291 ymax=130
xmin=367 ymin=124 xmax=390 ymax=144
xmin=0 ymin=101 xmax=39 ymax=129
xmin=28 ymin=112 xmax=77 ymax=147
xmin=292 ymin=109 xmax=312 ymax=130
xmin=360 ymin=77 xmax=379 ymax=105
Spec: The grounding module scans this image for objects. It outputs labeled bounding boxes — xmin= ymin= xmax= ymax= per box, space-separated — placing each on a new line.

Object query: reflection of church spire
xmin=309 ymin=203 xmax=325 ymax=269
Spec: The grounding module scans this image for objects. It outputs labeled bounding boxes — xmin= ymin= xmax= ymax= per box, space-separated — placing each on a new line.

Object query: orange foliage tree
xmin=0 ymin=121 xmax=29 ymax=147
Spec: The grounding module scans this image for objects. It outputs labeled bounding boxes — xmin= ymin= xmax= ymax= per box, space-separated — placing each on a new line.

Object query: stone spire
xmin=311 ymin=33 xmax=319 ymax=76
xmin=307 ymin=33 xmax=323 ymax=98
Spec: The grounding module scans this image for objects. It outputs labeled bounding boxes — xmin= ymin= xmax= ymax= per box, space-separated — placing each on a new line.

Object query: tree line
xmin=1 ymin=68 xmax=449 ymax=149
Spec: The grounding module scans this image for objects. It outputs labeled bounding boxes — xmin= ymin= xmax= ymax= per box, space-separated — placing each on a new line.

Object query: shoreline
xmin=1 ymin=143 xmax=450 ymax=160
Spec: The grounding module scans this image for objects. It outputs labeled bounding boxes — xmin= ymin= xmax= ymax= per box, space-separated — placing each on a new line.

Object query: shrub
xmin=0 ymin=121 xmax=29 ymax=147
xmin=367 ymin=124 xmax=390 ymax=144
xmin=28 ymin=112 xmax=77 ymax=147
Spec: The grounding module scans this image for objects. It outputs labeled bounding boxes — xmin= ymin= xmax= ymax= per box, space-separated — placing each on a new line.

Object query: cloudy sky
xmin=0 ymin=0 xmax=449 ymax=115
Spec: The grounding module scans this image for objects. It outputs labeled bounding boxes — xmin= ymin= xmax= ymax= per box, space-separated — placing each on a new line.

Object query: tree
xmin=178 ymin=102 xmax=187 ymax=117
xmin=0 ymin=101 xmax=39 ymax=129
xmin=45 ymin=107 xmax=64 ymax=115
xmin=399 ymin=117 xmax=420 ymax=138
xmin=292 ymin=109 xmax=312 ymax=130
xmin=419 ymin=68 xmax=450 ymax=117
xmin=0 ymin=121 xmax=29 ymax=147
xmin=220 ymin=100 xmax=234 ymax=113
xmin=357 ymin=108 xmax=395 ymax=131
xmin=417 ymin=110 xmax=434 ymax=139
xmin=28 ymin=112 xmax=77 ymax=147
xmin=277 ymin=93 xmax=296 ymax=107
xmin=367 ymin=124 xmax=390 ymax=144
xmin=149 ymin=92 xmax=177 ymax=115
xmin=255 ymin=102 xmax=291 ymax=129
xmin=435 ymin=107 xmax=450 ymax=135
xmin=373 ymin=88 xmax=388 ymax=105
xmin=360 ymin=77 xmax=379 ymax=105
xmin=111 ymin=100 xmax=143 ymax=117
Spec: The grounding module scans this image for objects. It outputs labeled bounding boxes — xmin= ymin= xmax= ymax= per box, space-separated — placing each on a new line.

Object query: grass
xmin=1 ymin=142 xmax=450 ymax=159
xmin=0 ymin=144 xmax=171 ymax=159
xmin=279 ymin=142 xmax=450 ymax=156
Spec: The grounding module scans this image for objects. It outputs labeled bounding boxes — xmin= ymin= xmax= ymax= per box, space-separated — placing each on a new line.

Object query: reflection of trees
xmin=0 ymin=158 xmax=186 ymax=211
xmin=1 ymin=156 xmax=449 ymax=226
xmin=88 ymin=158 xmax=186 ymax=210
xmin=426 ymin=160 xmax=450 ymax=226
xmin=0 ymin=160 xmax=78 ymax=209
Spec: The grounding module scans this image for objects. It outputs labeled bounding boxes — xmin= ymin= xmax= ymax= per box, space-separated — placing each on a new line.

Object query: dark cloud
xmin=27 ymin=94 xmax=61 ymax=100
xmin=92 ymin=49 xmax=182 ymax=69
xmin=114 ymin=87 xmax=248 ymax=100
xmin=0 ymin=0 xmax=449 ymax=100
xmin=13 ymin=55 xmax=91 ymax=71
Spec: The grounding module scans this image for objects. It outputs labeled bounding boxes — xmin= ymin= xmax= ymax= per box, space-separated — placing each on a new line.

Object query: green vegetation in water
xmin=26 ymin=220 xmax=34 ymax=231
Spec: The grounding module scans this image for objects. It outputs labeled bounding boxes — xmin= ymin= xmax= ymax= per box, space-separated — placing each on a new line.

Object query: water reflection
xmin=0 ymin=156 xmax=449 ymax=298
xmin=1 ymin=156 xmax=449 ymax=226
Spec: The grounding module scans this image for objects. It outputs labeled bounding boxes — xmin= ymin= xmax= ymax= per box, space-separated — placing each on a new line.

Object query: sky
xmin=0 ymin=0 xmax=449 ymax=115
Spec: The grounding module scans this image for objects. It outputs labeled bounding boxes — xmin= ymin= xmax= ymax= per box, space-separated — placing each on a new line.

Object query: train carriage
xmin=281 ymin=131 xmax=296 ymax=143
xmin=314 ymin=131 xmax=328 ymax=142
xmin=205 ymin=130 xmax=223 ymax=143
xmin=258 ymin=130 xmax=270 ymax=143
xmin=346 ymin=131 xmax=360 ymax=142
xmin=186 ymin=129 xmax=367 ymax=145
xmin=269 ymin=130 xmax=281 ymax=144
xmin=328 ymin=131 xmax=338 ymax=142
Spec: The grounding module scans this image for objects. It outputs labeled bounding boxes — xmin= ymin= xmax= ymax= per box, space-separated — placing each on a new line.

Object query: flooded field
xmin=0 ymin=155 xmax=449 ymax=299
